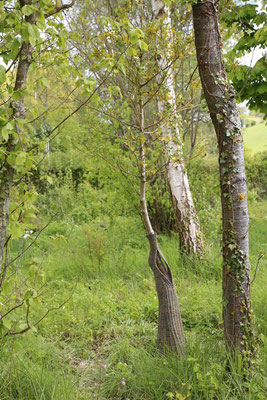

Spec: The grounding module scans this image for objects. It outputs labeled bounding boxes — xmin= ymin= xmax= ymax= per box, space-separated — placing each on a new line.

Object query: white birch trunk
xmin=151 ymin=0 xmax=203 ymax=254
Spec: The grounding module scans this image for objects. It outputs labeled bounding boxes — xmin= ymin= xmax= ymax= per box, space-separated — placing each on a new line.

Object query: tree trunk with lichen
xmin=192 ymin=0 xmax=252 ymax=352
xmin=151 ymin=0 xmax=203 ymax=255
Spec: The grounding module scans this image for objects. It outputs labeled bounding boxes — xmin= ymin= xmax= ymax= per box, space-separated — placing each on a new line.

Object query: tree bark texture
xmin=139 ymin=104 xmax=185 ymax=353
xmin=192 ymin=0 xmax=252 ymax=351
xmin=147 ymin=233 xmax=185 ymax=353
xmin=0 ymin=1 xmax=36 ymax=270
xmin=151 ymin=0 xmax=203 ymax=255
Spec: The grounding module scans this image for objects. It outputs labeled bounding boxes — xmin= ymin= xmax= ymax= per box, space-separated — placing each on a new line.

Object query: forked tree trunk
xmin=151 ymin=0 xmax=203 ymax=255
xmin=140 ymin=103 xmax=185 ymax=353
xmin=192 ymin=0 xmax=252 ymax=352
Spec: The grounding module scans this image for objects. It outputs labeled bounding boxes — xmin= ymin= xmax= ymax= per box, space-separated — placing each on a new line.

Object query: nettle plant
xmin=0 ymin=0 xmax=76 ymax=339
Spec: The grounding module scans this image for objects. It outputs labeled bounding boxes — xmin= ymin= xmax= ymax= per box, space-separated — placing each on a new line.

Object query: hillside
xmin=243 ymin=122 xmax=267 ymax=154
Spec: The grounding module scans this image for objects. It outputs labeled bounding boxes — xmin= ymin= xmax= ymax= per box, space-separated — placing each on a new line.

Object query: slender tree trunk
xmin=139 ymin=99 xmax=185 ymax=353
xmin=0 ymin=2 xmax=36 ymax=270
xmin=151 ymin=0 xmax=203 ymax=255
xmin=192 ymin=0 xmax=252 ymax=352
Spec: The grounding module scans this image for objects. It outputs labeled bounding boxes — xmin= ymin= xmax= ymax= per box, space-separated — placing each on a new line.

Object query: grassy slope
xmin=0 ymin=200 xmax=266 ymax=400
xmin=243 ymin=123 xmax=267 ymax=155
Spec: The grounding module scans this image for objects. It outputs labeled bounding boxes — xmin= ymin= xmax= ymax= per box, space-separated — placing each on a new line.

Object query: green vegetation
xmin=0 ymin=0 xmax=266 ymax=398
xmin=0 ymin=163 xmax=266 ymax=399
xmin=243 ymin=123 xmax=267 ymax=155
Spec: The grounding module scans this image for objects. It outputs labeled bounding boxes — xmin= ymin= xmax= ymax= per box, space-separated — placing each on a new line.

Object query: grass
xmin=0 ymin=197 xmax=266 ymax=399
xmin=243 ymin=122 xmax=267 ymax=155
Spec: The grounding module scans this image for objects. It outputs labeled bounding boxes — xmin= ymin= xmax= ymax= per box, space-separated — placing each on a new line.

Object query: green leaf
xmin=24 ymin=289 xmax=33 ymax=300
xmin=46 ymin=175 xmax=53 ymax=184
xmin=16 ymin=152 xmax=26 ymax=166
xmin=236 ymin=69 xmax=243 ymax=81
xmin=258 ymin=84 xmax=267 ymax=94
xmin=28 ymin=24 xmax=40 ymax=46
xmin=129 ymin=28 xmax=142 ymax=44
xmin=12 ymin=90 xmax=23 ymax=101
xmin=19 ymin=323 xmax=28 ymax=330
xmin=91 ymin=92 xmax=100 ymax=104
xmin=10 ymin=223 xmax=25 ymax=239
xmin=7 ymin=153 xmax=16 ymax=165
xmin=138 ymin=40 xmax=148 ymax=51
xmin=0 ymin=65 xmax=6 ymax=84
xmin=3 ymin=319 xmax=12 ymax=330
xmin=120 ymin=64 xmax=126 ymax=75
xmin=2 ymin=129 xmax=9 ymax=141
xmin=228 ymin=244 xmax=236 ymax=251
xmin=22 ymin=5 xmax=36 ymax=16
xmin=40 ymin=77 xmax=50 ymax=88
xmin=166 ymin=393 xmax=174 ymax=399
xmin=1 ymin=122 xmax=13 ymax=141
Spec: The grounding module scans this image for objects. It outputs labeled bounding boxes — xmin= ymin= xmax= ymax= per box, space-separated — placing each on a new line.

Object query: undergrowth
xmin=0 ymin=194 xmax=266 ymax=399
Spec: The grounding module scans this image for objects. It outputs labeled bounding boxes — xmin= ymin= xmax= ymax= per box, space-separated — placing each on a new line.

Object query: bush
xmin=245 ymin=151 xmax=267 ymax=198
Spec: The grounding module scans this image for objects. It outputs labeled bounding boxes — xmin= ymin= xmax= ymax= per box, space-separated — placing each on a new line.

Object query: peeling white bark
xmin=151 ymin=0 xmax=203 ymax=254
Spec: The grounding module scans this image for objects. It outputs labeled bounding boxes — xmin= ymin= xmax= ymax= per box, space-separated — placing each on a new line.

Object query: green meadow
xmin=0 ymin=181 xmax=266 ymax=399
xmin=243 ymin=123 xmax=267 ymax=155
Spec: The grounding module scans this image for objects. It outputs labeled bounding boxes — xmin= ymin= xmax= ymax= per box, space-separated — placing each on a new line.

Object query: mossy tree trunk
xmin=192 ymin=0 xmax=252 ymax=352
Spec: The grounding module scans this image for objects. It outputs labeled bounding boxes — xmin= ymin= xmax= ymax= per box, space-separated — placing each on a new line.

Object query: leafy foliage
xmin=222 ymin=0 xmax=267 ymax=116
xmin=0 ymin=0 xmax=266 ymax=398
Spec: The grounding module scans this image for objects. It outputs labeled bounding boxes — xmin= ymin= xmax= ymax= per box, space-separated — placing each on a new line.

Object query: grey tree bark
xmin=192 ymin=0 xmax=252 ymax=352
xmin=140 ymin=99 xmax=185 ymax=353
xmin=151 ymin=0 xmax=203 ymax=255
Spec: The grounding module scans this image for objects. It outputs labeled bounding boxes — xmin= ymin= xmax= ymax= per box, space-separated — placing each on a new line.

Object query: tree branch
xmin=0 ymin=301 xmax=24 ymax=320
xmin=45 ymin=0 xmax=75 ymax=18
xmin=251 ymin=252 xmax=265 ymax=284
xmin=4 ymin=214 xmax=56 ymax=270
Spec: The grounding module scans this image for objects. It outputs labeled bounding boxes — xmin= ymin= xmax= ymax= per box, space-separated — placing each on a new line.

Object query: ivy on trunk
xmin=192 ymin=0 xmax=253 ymax=355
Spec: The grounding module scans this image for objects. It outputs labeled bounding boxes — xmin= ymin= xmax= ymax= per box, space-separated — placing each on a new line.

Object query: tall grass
xmin=0 ymin=201 xmax=266 ymax=399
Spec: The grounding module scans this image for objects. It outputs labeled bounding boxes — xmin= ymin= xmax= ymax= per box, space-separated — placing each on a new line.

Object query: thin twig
xmin=251 ymin=252 xmax=265 ymax=284
xmin=44 ymin=0 xmax=76 ymax=18
xmin=4 ymin=215 xmax=56 ymax=269
xmin=4 ymin=291 xmax=74 ymax=337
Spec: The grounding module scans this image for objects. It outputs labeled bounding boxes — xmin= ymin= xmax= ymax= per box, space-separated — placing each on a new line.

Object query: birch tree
xmin=66 ymin=2 xmax=186 ymax=352
xmin=151 ymin=0 xmax=203 ymax=255
xmin=192 ymin=0 xmax=253 ymax=354
xmin=68 ymin=0 xmax=203 ymax=254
